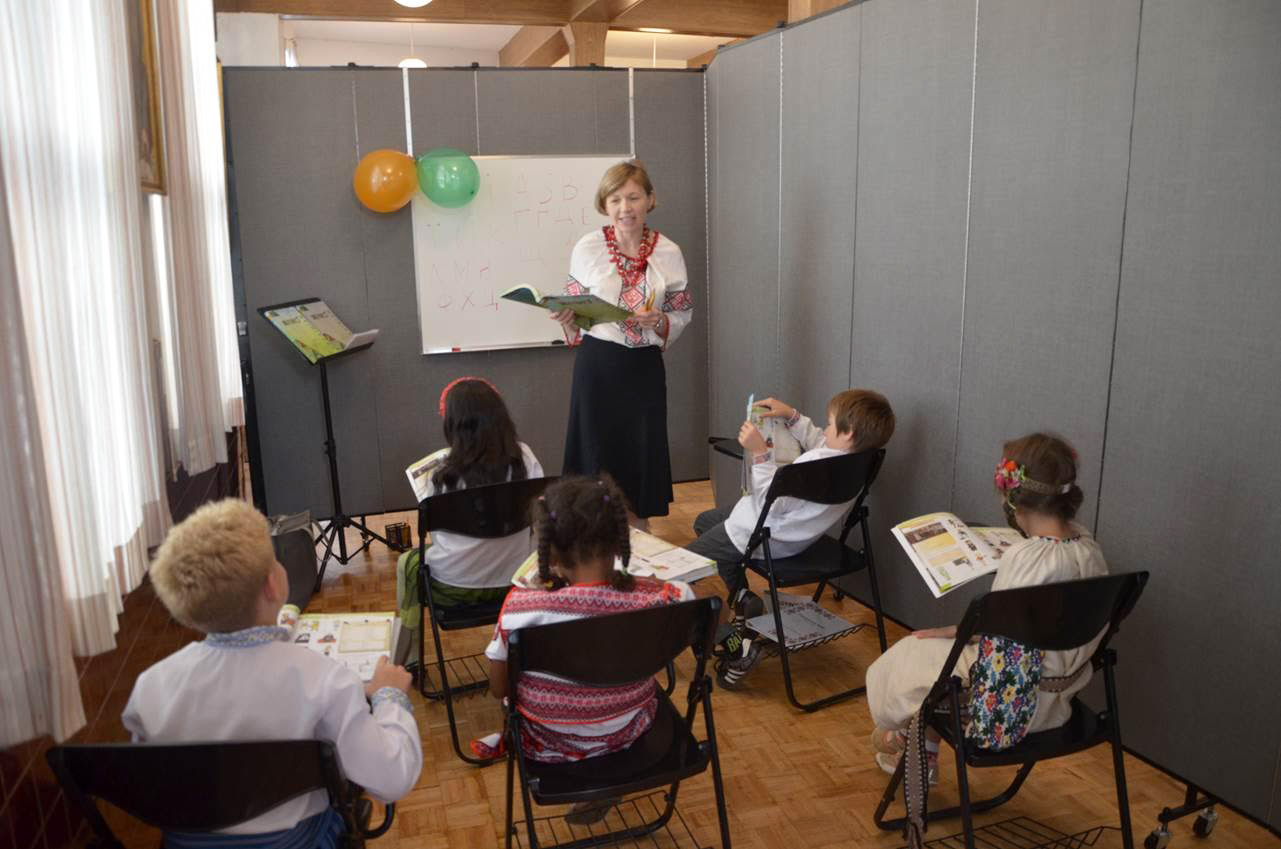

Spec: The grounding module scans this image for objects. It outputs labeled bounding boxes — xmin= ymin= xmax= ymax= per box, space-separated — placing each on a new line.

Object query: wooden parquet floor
xmin=113 ymin=481 xmax=1278 ymax=849
xmin=303 ymin=481 xmax=1278 ymax=849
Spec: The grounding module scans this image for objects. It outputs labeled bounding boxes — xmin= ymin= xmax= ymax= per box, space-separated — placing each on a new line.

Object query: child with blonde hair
xmin=123 ymin=499 xmax=422 ymax=845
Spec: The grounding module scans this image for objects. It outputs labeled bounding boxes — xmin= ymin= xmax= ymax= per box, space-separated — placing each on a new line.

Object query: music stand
xmin=258 ymin=298 xmax=389 ymax=576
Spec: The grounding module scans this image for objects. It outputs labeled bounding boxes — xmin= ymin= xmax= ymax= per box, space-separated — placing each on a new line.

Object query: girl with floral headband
xmin=394 ymin=378 xmax=543 ymax=663
xmin=863 ymin=433 xmax=1108 ymax=804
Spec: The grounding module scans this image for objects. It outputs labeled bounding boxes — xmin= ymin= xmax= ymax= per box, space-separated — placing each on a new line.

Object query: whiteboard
xmin=411 ymin=155 xmax=622 ymax=353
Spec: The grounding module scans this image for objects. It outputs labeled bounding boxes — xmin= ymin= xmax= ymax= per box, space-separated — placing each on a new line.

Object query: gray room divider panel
xmin=707 ymin=37 xmax=781 ymax=450
xmin=633 ymin=71 xmax=710 ymax=483
xmin=476 ymin=70 xmax=630 ymax=156
xmin=1097 ymin=0 xmax=1281 ymax=826
xmin=952 ymin=0 xmax=1139 ymax=529
xmin=839 ymin=0 xmax=978 ymax=628
xmin=778 ymin=11 xmax=860 ymax=421
xmin=229 ymin=68 xmax=708 ymax=519
xmin=229 ymin=69 xmax=388 ymax=518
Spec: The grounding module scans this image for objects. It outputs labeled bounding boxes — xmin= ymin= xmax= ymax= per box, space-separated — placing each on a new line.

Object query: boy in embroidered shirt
xmin=122 ymin=500 xmax=423 ymax=844
xmin=686 ymin=389 xmax=895 ymax=688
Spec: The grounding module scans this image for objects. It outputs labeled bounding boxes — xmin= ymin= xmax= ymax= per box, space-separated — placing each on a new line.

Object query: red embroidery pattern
xmin=662 ymin=290 xmax=693 ymax=313
xmin=604 ymin=226 xmax=659 ymax=347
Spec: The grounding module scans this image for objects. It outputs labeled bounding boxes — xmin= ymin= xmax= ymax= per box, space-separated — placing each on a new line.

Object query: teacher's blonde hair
xmin=594 ymin=160 xmax=657 ymax=215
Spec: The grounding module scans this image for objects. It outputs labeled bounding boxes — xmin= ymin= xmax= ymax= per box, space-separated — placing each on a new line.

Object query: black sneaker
xmin=715 ymin=638 xmax=764 ymax=690
xmin=714 ymin=622 xmax=744 ymax=658
xmin=732 ymin=589 xmax=765 ymax=620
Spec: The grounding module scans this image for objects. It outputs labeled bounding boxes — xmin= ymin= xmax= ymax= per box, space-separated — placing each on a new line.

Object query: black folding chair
xmin=416 ymin=476 xmax=556 ymax=766
xmin=504 ymin=598 xmax=731 ymax=849
xmin=734 ymin=448 xmax=889 ymax=711
xmin=874 ymin=571 xmax=1150 ymax=849
xmin=48 ymin=740 xmax=393 ymax=848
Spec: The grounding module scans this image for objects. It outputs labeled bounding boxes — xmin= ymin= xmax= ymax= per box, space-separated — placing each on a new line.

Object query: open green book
xmin=501 ymin=284 xmax=632 ymax=330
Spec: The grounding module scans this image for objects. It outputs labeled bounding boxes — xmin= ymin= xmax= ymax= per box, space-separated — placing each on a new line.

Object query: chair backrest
xmin=507 ymin=598 xmax=720 ymax=689
xmin=762 ymin=448 xmax=884 ymax=507
xmin=417 ymin=476 xmax=556 ymax=539
xmin=48 ymin=739 xmax=345 ymax=836
xmin=956 ymin=571 xmax=1150 ymax=652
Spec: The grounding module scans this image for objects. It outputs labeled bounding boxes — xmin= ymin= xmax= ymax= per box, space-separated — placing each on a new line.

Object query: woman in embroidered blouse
xmin=551 ymin=160 xmax=693 ymax=528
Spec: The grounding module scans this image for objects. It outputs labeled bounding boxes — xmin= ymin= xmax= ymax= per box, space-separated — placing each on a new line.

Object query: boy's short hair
xmin=150 ymin=499 xmax=276 ymax=634
xmin=828 ymin=389 xmax=895 ymax=451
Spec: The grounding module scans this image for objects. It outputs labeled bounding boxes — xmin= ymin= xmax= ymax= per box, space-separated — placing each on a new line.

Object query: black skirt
xmin=563 ymin=334 xmax=673 ymax=518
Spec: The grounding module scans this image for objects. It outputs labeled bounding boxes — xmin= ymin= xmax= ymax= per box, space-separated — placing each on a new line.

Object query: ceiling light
xmin=398 ymin=58 xmax=427 ymax=68
xmin=638 ymin=27 xmax=673 ymax=34
xmin=395 ymin=0 xmax=433 ymax=7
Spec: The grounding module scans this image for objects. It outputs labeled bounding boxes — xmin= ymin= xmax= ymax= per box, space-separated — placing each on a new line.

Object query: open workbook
xmin=500 ymin=284 xmax=632 ymax=330
xmin=891 ymin=513 xmax=1025 ymax=598
xmin=739 ymin=394 xmax=805 ymax=494
xmin=277 ymin=607 xmax=400 ymax=682
xmin=260 ymin=299 xmax=379 ymax=365
xmin=510 ymin=528 xmax=716 ymax=589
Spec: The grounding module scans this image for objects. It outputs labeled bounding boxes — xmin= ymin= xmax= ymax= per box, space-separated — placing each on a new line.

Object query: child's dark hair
xmin=530 ymin=475 xmax=633 ymax=591
xmin=433 ymin=379 xmax=528 ymax=491
xmin=1000 ymin=433 xmax=1084 ymax=520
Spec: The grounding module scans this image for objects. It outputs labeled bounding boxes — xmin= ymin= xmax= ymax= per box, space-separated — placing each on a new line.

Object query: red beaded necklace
xmin=604 ymin=225 xmax=657 ymax=289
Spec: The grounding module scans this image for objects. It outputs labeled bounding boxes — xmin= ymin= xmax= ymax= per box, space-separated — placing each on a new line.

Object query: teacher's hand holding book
xmin=550 ymin=308 xmax=579 ymax=332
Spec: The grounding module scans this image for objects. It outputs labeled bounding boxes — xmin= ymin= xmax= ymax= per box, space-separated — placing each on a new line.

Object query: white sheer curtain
xmin=0 ymin=0 xmax=171 ymax=730
xmin=153 ymin=0 xmax=244 ymax=474
xmin=0 ymin=166 xmax=86 ymax=747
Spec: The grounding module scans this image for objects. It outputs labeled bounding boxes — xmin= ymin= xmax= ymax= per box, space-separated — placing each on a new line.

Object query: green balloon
xmin=416 ymin=148 xmax=480 ymax=208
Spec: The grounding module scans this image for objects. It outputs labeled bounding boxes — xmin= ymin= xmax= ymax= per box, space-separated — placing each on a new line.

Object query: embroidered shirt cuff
xmin=752 ymin=449 xmax=772 ymax=465
xmin=371 ymin=687 xmax=413 ymax=715
xmin=785 ymin=410 xmax=801 ymax=429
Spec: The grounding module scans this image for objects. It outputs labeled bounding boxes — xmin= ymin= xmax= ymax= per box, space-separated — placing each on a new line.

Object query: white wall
xmin=214 ymin=12 xmax=281 ymax=66
xmin=293 ymin=38 xmax=498 ymax=68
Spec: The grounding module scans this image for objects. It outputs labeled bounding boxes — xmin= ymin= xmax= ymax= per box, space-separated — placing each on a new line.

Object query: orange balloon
xmin=352 ymin=149 xmax=417 ymax=213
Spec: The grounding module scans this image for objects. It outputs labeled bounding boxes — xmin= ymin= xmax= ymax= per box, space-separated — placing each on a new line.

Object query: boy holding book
xmin=686 ymin=389 xmax=895 ymax=688
xmin=122 ymin=500 xmax=422 ymax=844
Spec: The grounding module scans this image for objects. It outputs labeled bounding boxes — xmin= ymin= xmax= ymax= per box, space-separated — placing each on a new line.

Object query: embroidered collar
xmin=1036 ymin=535 xmax=1082 ymax=543
xmin=205 ymin=625 xmax=291 ymax=648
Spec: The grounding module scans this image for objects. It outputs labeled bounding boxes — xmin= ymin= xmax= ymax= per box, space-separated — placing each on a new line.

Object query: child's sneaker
xmin=714 ymin=622 xmax=744 ymax=657
xmin=715 ymin=637 xmax=764 ymax=689
xmin=731 ymin=588 xmax=765 ymax=620
xmin=874 ymin=749 xmax=939 ymax=785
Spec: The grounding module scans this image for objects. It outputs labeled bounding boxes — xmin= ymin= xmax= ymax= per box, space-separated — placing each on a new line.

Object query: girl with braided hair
xmin=474 ymin=475 xmax=693 ymax=780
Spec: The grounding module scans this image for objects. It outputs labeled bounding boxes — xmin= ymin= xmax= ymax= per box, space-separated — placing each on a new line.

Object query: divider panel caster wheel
xmin=1193 ymin=808 xmax=1219 ymax=838
xmin=1145 ymin=827 xmax=1171 ymax=849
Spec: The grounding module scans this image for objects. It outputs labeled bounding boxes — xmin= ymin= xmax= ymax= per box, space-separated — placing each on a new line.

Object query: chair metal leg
xmin=701 ymin=676 xmax=733 ymax=849
xmin=504 ymin=736 xmax=516 ymax=849
xmin=860 ymin=515 xmax=888 ymax=652
xmin=876 ymin=757 xmax=1036 ymax=832
xmin=949 ymin=683 xmax=977 ymax=849
xmin=1104 ymin=654 xmax=1136 ymax=849
xmin=873 ymin=750 xmax=907 ymax=832
xmin=811 ymin=580 xmax=827 ymax=603
xmin=763 ymin=546 xmax=866 ymax=712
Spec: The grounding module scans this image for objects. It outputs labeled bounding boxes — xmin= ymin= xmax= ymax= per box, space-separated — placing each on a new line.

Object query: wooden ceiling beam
xmin=613 ymin=0 xmax=786 ymax=37
xmin=498 ymin=25 xmax=569 ymax=67
xmin=562 ymin=21 xmax=608 ymax=66
xmin=212 ymin=0 xmax=567 ymax=26
xmin=567 ymin=0 xmax=647 ymax=23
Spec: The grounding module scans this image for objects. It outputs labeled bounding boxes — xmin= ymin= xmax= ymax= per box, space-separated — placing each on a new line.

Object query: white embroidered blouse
xmin=564 ymin=226 xmax=693 ymax=350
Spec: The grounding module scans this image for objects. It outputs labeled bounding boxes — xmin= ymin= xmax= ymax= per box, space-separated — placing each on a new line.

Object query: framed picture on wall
xmin=127 ymin=0 xmax=166 ymax=194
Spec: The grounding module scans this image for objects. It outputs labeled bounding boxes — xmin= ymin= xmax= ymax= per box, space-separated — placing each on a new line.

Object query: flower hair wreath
xmin=993 ymin=458 xmax=1072 ymax=496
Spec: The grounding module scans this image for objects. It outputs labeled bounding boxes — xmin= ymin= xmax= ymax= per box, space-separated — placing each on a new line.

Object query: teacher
xmin=552 ymin=160 xmax=693 ymax=529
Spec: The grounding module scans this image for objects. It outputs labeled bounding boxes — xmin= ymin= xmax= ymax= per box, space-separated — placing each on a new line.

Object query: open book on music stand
xmin=259 ymin=298 xmax=386 ymax=576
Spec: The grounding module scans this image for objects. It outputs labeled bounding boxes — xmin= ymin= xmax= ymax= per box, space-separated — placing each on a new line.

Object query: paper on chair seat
xmin=745 ymin=595 xmax=859 ymax=650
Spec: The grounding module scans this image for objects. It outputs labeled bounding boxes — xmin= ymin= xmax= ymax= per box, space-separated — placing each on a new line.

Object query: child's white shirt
xmin=723 ymin=414 xmax=853 ymax=557
xmin=122 ymin=629 xmax=422 ymax=834
xmin=422 ymin=442 xmax=543 ymax=587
